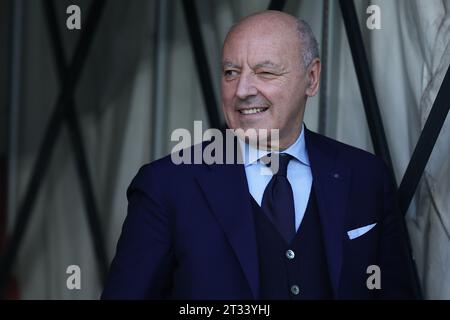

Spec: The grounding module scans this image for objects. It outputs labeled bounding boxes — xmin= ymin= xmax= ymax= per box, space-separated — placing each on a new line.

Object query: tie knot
xmin=273 ymin=153 xmax=292 ymax=177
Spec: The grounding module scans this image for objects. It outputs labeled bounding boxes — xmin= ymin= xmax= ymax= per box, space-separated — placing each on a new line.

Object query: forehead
xmin=222 ymin=24 xmax=300 ymax=66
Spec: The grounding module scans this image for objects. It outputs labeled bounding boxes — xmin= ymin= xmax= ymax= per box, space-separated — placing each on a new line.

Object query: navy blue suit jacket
xmin=102 ymin=128 xmax=418 ymax=299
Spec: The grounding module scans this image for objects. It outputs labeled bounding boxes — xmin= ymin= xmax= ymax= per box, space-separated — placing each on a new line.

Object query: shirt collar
xmin=237 ymin=123 xmax=310 ymax=167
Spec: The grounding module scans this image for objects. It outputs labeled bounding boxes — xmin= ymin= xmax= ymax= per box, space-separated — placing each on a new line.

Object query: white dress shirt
xmin=238 ymin=124 xmax=312 ymax=232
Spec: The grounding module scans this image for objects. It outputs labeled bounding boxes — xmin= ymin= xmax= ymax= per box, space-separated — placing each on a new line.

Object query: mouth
xmin=237 ymin=107 xmax=269 ymax=115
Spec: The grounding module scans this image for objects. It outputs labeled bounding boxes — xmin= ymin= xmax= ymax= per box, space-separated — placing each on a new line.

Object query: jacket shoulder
xmin=128 ymin=143 xmax=208 ymax=196
xmin=307 ymin=129 xmax=385 ymax=168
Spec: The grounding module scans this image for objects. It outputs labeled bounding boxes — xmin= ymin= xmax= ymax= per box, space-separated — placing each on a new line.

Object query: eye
xmin=258 ymin=71 xmax=277 ymax=78
xmin=224 ymin=70 xmax=238 ymax=78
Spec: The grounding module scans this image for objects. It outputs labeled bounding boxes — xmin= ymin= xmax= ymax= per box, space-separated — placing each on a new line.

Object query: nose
xmin=236 ymin=72 xmax=257 ymax=100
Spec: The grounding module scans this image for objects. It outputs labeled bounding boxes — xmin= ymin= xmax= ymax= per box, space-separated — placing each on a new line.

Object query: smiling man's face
xmin=221 ymin=11 xmax=320 ymax=149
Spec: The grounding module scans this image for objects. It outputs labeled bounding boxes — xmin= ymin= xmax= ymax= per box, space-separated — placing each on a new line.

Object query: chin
xmin=232 ymin=123 xmax=278 ymax=150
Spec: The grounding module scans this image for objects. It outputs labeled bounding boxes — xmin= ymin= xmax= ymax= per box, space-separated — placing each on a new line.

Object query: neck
xmin=271 ymin=125 xmax=303 ymax=151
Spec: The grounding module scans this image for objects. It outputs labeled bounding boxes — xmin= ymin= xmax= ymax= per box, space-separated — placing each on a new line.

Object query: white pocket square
xmin=347 ymin=223 xmax=377 ymax=240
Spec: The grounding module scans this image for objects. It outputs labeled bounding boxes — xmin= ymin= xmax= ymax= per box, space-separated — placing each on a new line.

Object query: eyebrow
xmin=222 ymin=59 xmax=285 ymax=72
xmin=253 ymin=60 xmax=283 ymax=70
xmin=222 ymin=60 xmax=240 ymax=69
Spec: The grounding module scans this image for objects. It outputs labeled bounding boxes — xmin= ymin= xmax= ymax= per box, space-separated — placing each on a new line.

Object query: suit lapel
xmin=305 ymin=128 xmax=350 ymax=298
xmin=195 ymin=150 xmax=260 ymax=299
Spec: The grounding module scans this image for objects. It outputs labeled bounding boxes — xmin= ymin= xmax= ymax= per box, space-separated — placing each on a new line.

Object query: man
xmin=102 ymin=11 xmax=418 ymax=299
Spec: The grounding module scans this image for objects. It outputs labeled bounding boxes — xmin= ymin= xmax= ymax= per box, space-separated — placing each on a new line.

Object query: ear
xmin=305 ymin=58 xmax=321 ymax=97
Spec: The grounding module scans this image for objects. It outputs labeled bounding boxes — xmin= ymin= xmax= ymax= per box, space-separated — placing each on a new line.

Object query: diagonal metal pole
xmin=267 ymin=0 xmax=287 ymax=11
xmin=42 ymin=0 xmax=108 ymax=283
xmin=339 ymin=0 xmax=395 ymax=182
xmin=181 ymin=0 xmax=221 ymax=129
xmin=398 ymin=65 xmax=450 ymax=215
xmin=65 ymin=104 xmax=109 ymax=283
xmin=339 ymin=0 xmax=422 ymax=299
xmin=0 ymin=0 xmax=107 ymax=297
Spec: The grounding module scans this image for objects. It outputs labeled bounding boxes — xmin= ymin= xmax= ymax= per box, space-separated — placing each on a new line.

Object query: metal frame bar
xmin=0 ymin=0 xmax=107 ymax=297
xmin=268 ymin=0 xmax=288 ymax=11
xmin=338 ymin=0 xmax=427 ymax=299
xmin=318 ymin=0 xmax=330 ymax=135
xmin=0 ymin=0 xmax=14 ymax=267
xmin=151 ymin=0 xmax=171 ymax=160
xmin=65 ymin=104 xmax=108 ymax=284
xmin=42 ymin=0 xmax=108 ymax=283
xmin=0 ymin=158 xmax=4 ymax=248
xmin=338 ymin=0 xmax=395 ymax=182
xmin=181 ymin=0 xmax=221 ymax=129
xmin=337 ymin=0 xmax=450 ymax=227
xmin=6 ymin=0 xmax=23 ymax=255
xmin=398 ymin=66 xmax=450 ymax=214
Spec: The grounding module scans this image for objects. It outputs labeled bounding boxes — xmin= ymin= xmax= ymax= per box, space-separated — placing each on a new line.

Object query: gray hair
xmin=296 ymin=19 xmax=320 ymax=68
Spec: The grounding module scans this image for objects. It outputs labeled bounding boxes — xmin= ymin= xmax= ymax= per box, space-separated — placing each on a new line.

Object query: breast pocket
xmin=345 ymin=222 xmax=379 ymax=265
xmin=347 ymin=222 xmax=377 ymax=240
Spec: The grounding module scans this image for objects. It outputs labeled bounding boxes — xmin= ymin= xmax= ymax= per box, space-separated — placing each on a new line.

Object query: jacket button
xmin=291 ymin=285 xmax=300 ymax=295
xmin=286 ymin=249 xmax=295 ymax=260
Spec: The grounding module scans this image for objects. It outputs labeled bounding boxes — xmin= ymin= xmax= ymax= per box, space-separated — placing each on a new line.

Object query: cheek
xmin=221 ymin=83 xmax=237 ymax=126
xmin=281 ymin=78 xmax=305 ymax=107
xmin=265 ymin=88 xmax=302 ymax=123
xmin=221 ymin=82 xmax=235 ymax=107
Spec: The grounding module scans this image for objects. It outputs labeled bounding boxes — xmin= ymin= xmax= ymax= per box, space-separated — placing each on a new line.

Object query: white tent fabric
xmin=9 ymin=0 xmax=450 ymax=299
xmin=401 ymin=0 xmax=450 ymax=299
xmin=347 ymin=0 xmax=450 ymax=299
xmin=319 ymin=0 xmax=450 ymax=299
